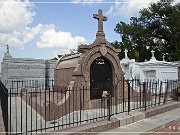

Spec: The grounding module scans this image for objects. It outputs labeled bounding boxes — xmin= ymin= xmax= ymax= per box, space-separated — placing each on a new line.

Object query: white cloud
xmin=0 ymin=0 xmax=35 ymax=47
xmin=23 ymin=24 xmax=43 ymax=43
xmin=0 ymin=0 xmax=86 ymax=53
xmin=73 ymin=0 xmax=180 ymax=18
xmin=106 ymin=0 xmax=159 ymax=18
xmin=0 ymin=0 xmax=35 ymax=33
xmin=0 ymin=31 xmax=23 ymax=47
xmin=72 ymin=0 xmax=105 ymax=4
xmin=37 ymin=25 xmax=86 ymax=50
xmin=53 ymin=50 xmax=71 ymax=56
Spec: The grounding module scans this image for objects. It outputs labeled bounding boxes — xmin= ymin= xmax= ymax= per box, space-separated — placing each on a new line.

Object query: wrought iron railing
xmin=0 ymin=81 xmax=8 ymax=134
xmin=0 ymin=78 xmax=179 ymax=134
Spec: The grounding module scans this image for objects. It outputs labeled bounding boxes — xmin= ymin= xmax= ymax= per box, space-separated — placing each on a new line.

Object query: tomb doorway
xmin=90 ymin=57 xmax=113 ymax=100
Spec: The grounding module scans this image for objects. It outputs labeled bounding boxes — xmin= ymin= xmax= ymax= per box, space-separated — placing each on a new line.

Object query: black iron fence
xmin=0 ymin=81 xmax=8 ymax=134
xmin=0 ymin=78 xmax=179 ymax=134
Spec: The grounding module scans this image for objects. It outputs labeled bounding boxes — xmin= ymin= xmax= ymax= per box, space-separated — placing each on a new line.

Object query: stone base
xmin=40 ymin=101 xmax=180 ymax=135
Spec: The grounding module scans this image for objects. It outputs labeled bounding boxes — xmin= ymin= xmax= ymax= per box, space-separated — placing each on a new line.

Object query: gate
xmin=90 ymin=57 xmax=113 ymax=100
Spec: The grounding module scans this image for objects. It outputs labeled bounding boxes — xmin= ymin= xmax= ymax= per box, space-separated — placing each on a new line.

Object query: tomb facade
xmin=121 ymin=50 xmax=179 ymax=81
xmin=55 ymin=9 xmax=124 ymax=100
xmin=1 ymin=45 xmax=58 ymax=89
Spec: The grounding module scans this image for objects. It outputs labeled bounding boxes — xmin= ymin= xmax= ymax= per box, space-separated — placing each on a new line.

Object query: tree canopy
xmin=113 ymin=0 xmax=180 ymax=62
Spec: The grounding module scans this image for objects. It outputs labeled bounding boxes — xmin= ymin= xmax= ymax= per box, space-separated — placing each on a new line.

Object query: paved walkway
xmin=99 ymin=107 xmax=180 ymax=135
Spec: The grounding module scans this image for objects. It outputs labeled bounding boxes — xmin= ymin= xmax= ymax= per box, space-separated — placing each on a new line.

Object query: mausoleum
xmin=121 ymin=50 xmax=179 ymax=81
xmin=1 ymin=45 xmax=58 ymax=88
xmin=55 ymin=9 xmax=124 ymax=100
xmin=19 ymin=9 xmax=127 ymax=121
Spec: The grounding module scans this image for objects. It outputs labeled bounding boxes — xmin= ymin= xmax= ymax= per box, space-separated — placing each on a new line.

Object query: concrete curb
xmin=42 ymin=101 xmax=180 ymax=135
xmin=142 ymin=102 xmax=180 ymax=118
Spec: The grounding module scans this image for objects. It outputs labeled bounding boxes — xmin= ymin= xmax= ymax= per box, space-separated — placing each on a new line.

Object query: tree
xmin=113 ymin=0 xmax=180 ymax=61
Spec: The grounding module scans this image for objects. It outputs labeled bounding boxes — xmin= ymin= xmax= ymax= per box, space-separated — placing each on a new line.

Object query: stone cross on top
xmin=4 ymin=44 xmax=12 ymax=59
xmin=124 ymin=49 xmax=129 ymax=59
xmin=6 ymin=45 xmax=9 ymax=54
xmin=150 ymin=50 xmax=156 ymax=61
xmin=151 ymin=50 xmax=155 ymax=58
xmin=162 ymin=54 xmax=165 ymax=61
xmin=93 ymin=9 xmax=107 ymax=32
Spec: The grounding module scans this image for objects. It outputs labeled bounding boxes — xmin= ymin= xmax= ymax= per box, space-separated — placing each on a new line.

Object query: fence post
xmin=143 ymin=82 xmax=147 ymax=111
xmin=0 ymin=81 xmax=8 ymax=134
xmin=159 ymin=81 xmax=162 ymax=105
xmin=127 ymin=80 xmax=130 ymax=115
xmin=164 ymin=80 xmax=168 ymax=104
xmin=177 ymin=83 xmax=179 ymax=102
xmin=107 ymin=94 xmax=111 ymax=121
xmin=176 ymin=80 xmax=179 ymax=101
xmin=122 ymin=78 xmax=125 ymax=112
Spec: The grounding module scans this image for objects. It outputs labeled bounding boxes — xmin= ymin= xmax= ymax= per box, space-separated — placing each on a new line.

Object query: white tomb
xmin=120 ymin=50 xmax=179 ymax=93
xmin=120 ymin=49 xmax=140 ymax=80
xmin=1 ymin=45 xmax=58 ymax=90
xmin=120 ymin=50 xmax=179 ymax=81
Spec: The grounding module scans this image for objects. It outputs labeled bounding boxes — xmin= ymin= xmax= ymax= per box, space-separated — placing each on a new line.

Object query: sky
xmin=0 ymin=0 xmax=179 ymax=64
